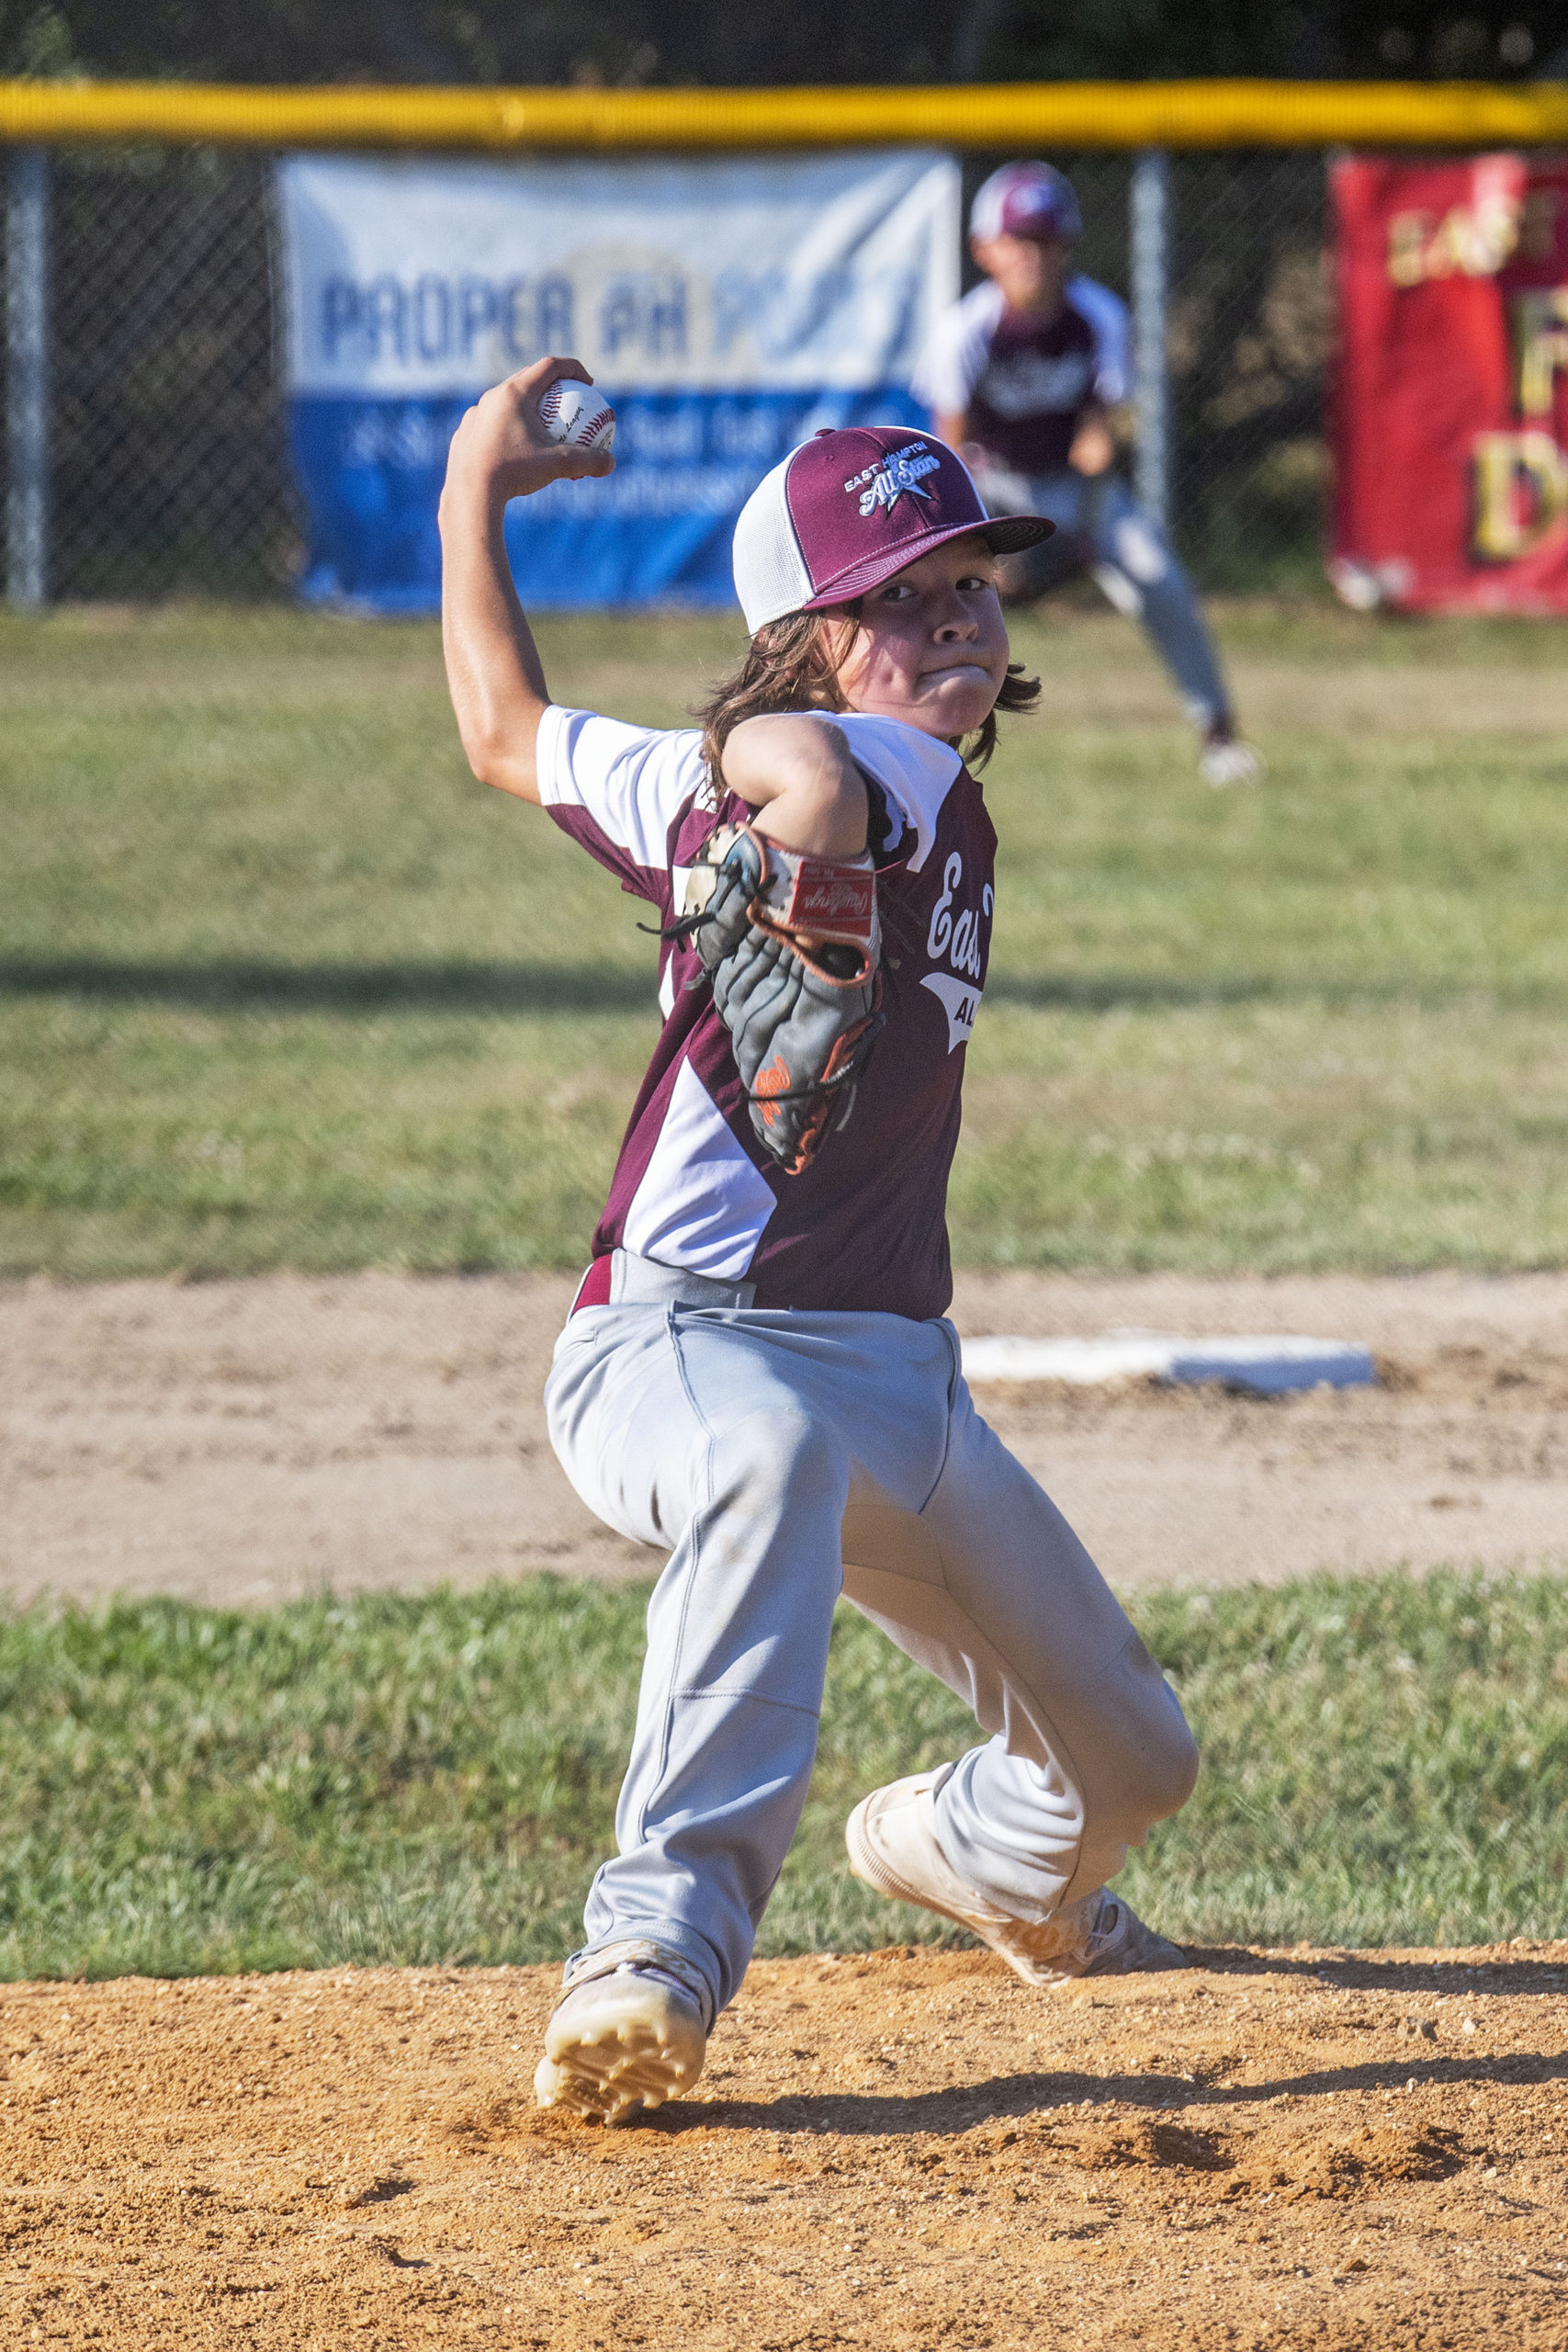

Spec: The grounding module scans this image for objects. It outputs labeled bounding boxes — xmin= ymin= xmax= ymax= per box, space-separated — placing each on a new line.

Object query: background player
xmin=440 ymin=356 xmax=1201 ymax=2124
xmin=914 ymin=160 xmax=1262 ymax=788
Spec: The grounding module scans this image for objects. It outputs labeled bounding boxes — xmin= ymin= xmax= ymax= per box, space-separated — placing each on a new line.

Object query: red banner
xmin=1331 ymin=153 xmax=1568 ymax=611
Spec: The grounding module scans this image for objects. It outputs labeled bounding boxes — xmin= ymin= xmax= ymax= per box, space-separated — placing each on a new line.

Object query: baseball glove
xmin=671 ymin=823 xmax=884 ymax=1175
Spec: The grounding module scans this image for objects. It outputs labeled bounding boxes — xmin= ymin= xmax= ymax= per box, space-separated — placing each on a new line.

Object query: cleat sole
xmin=535 ymin=1974 xmax=705 ymax=2125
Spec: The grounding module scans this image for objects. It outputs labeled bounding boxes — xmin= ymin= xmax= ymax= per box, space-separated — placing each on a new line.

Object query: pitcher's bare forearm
xmin=439 ymin=458 xmax=551 ymax=803
xmin=721 ymin=714 xmax=869 ymax=858
xmin=438 ymin=357 xmax=614 ymax=805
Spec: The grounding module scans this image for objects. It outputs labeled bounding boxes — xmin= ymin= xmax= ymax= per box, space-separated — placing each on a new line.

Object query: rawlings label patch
xmin=781 ymin=860 xmax=876 ymax=943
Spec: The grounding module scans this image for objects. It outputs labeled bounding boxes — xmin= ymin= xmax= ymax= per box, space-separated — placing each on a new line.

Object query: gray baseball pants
xmin=976 ymin=463 xmax=1232 ymax=734
xmin=545 ymin=1297 xmax=1199 ymax=2018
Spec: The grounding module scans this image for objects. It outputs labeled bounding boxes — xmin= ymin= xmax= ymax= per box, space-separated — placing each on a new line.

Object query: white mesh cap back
xmin=732 ymin=449 xmax=815 ymax=633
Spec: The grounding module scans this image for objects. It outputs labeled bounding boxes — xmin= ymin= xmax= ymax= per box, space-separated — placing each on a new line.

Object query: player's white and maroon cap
xmin=731 ymin=424 xmax=1053 ymax=635
xmin=969 ymin=160 xmax=1082 ymax=244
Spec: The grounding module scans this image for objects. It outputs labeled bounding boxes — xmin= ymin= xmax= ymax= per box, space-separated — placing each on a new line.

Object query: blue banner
xmin=276 ymin=153 xmax=958 ymax=614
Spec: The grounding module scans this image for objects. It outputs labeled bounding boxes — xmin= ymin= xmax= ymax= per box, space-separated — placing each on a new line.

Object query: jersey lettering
xmin=979 ymin=348 xmax=1096 ymax=420
xmin=921 ymin=973 xmax=984 ymax=1052
xmin=926 ymin=852 xmax=960 ymax=960
xmin=926 ymin=856 xmax=991 ymax=981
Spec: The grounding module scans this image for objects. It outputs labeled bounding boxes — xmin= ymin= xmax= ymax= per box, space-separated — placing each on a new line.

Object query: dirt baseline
xmin=3 ymin=1943 xmax=1565 ymax=2350
xmin=6 ymin=1269 xmax=1568 ymax=1610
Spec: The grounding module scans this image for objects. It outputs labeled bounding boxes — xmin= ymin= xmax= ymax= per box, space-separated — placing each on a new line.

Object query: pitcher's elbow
xmin=463 ymin=736 xmax=501 ymax=787
xmin=466 ymin=732 xmax=536 ymax=802
xmin=458 ymin=724 xmax=506 ymax=786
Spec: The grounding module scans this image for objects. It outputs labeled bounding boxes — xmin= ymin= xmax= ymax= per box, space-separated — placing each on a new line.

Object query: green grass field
xmin=2 ymin=1570 xmax=1564 ymax=1982
xmin=7 ymin=601 xmax=1568 ymax=1976
xmin=6 ymin=596 xmax=1568 ymax=1279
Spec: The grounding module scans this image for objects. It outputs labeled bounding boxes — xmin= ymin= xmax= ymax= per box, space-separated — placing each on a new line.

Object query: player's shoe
xmin=533 ymin=1939 xmax=709 ymax=2123
xmin=846 ymin=1768 xmax=1188 ymax=1988
xmin=1198 ymin=728 xmax=1265 ymax=788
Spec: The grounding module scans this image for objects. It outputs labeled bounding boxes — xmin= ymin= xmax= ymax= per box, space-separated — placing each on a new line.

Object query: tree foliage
xmin=1 ymin=0 xmax=1563 ymax=89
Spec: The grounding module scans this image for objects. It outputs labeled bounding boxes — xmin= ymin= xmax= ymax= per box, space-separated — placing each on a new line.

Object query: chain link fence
xmin=1168 ymin=153 xmax=1329 ymax=590
xmin=2 ymin=139 xmax=1329 ymax=603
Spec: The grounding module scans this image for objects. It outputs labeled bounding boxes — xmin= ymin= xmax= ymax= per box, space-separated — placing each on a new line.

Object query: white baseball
xmin=536 ymin=379 xmax=615 ymax=456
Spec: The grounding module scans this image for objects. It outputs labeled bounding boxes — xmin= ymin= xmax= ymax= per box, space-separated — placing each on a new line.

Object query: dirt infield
xmin=5 ymin=1270 xmax=1568 ymax=1608
xmin=3 ymin=1943 xmax=1565 ymax=2349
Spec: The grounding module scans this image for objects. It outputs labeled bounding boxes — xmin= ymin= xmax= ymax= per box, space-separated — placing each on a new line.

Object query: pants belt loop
xmin=606 ymin=1249 xmax=759 ymax=1312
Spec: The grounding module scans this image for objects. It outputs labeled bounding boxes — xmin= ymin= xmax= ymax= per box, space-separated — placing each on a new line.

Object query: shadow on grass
xmin=985 ymin=969 xmax=1568 ymax=1014
xmin=986 ymin=969 xmax=1295 ymax=1012
xmin=0 ymin=955 xmax=657 ymax=1016
xmin=7 ymin=954 xmax=1566 ymax=1021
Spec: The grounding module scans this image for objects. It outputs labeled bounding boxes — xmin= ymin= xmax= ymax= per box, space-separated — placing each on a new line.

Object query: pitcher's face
xmin=828 ymin=536 xmax=1010 ymax=742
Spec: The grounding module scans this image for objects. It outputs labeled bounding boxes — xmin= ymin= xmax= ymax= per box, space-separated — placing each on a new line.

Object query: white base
xmin=960 ymin=1331 xmax=1376 ymax=1396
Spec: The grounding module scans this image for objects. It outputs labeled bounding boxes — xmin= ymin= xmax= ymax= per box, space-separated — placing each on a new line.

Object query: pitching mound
xmin=4 ymin=1943 xmax=1566 ymax=2348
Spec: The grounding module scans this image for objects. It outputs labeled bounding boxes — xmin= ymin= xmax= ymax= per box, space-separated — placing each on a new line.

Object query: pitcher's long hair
xmin=696 ymin=605 xmax=1040 ymax=784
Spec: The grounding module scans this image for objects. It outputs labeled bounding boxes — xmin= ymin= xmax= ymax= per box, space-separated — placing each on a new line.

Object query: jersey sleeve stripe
xmin=536 ymin=705 xmax=707 ymax=873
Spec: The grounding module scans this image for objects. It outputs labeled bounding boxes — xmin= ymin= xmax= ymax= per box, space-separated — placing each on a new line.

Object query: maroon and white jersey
xmin=538 ymin=705 xmax=996 ymax=1320
xmin=913 ymin=277 xmax=1129 ymax=478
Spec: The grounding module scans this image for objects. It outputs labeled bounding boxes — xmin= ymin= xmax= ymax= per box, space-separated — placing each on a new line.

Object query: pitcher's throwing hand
xmin=442 ymin=356 xmax=615 ymax=510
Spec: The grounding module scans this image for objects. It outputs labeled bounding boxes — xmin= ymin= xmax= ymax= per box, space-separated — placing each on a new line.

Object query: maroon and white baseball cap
xmin=732 ymin=425 xmax=1053 ymax=634
xmin=969 ymin=161 xmax=1082 ymax=245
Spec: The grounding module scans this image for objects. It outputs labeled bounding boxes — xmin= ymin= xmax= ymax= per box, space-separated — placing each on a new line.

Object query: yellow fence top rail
xmin=2 ymin=76 xmax=1568 ymax=151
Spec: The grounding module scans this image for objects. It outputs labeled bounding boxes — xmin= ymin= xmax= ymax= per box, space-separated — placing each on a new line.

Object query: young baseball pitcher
xmin=439 ymin=356 xmax=1200 ymax=2125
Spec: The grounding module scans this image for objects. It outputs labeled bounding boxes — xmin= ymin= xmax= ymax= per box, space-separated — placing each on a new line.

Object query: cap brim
xmin=994 ymin=221 xmax=1073 ymax=244
xmin=799 ymin=513 xmax=1055 ymax=612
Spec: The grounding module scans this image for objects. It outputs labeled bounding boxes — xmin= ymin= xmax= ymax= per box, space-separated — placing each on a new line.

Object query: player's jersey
xmin=538 ymin=705 xmax=995 ymax=1320
xmin=912 ymin=276 xmax=1129 ymax=477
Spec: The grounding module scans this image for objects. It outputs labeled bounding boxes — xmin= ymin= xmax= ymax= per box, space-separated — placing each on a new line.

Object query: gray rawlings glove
xmin=675 ymin=823 xmax=883 ymax=1175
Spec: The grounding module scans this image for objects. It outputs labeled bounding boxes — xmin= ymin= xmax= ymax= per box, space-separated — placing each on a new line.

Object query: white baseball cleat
xmin=1198 ymin=732 xmax=1266 ymax=788
xmin=846 ymin=1768 xmax=1188 ymax=1988
xmin=534 ymin=1939 xmax=709 ymax=2124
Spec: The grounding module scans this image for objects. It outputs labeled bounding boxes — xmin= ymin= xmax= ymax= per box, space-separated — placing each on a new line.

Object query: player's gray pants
xmin=545 ymin=1300 xmax=1198 ymax=2018
xmin=977 ymin=462 xmax=1230 ymax=734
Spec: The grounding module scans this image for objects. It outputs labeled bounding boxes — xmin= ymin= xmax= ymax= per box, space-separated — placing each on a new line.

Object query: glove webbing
xmin=645 ymin=903 xmax=871 ymax=987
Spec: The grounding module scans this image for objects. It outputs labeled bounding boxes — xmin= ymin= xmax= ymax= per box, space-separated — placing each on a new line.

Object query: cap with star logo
xmin=731 ymin=424 xmax=1053 ymax=635
xmin=969 ymin=161 xmax=1083 ymax=245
